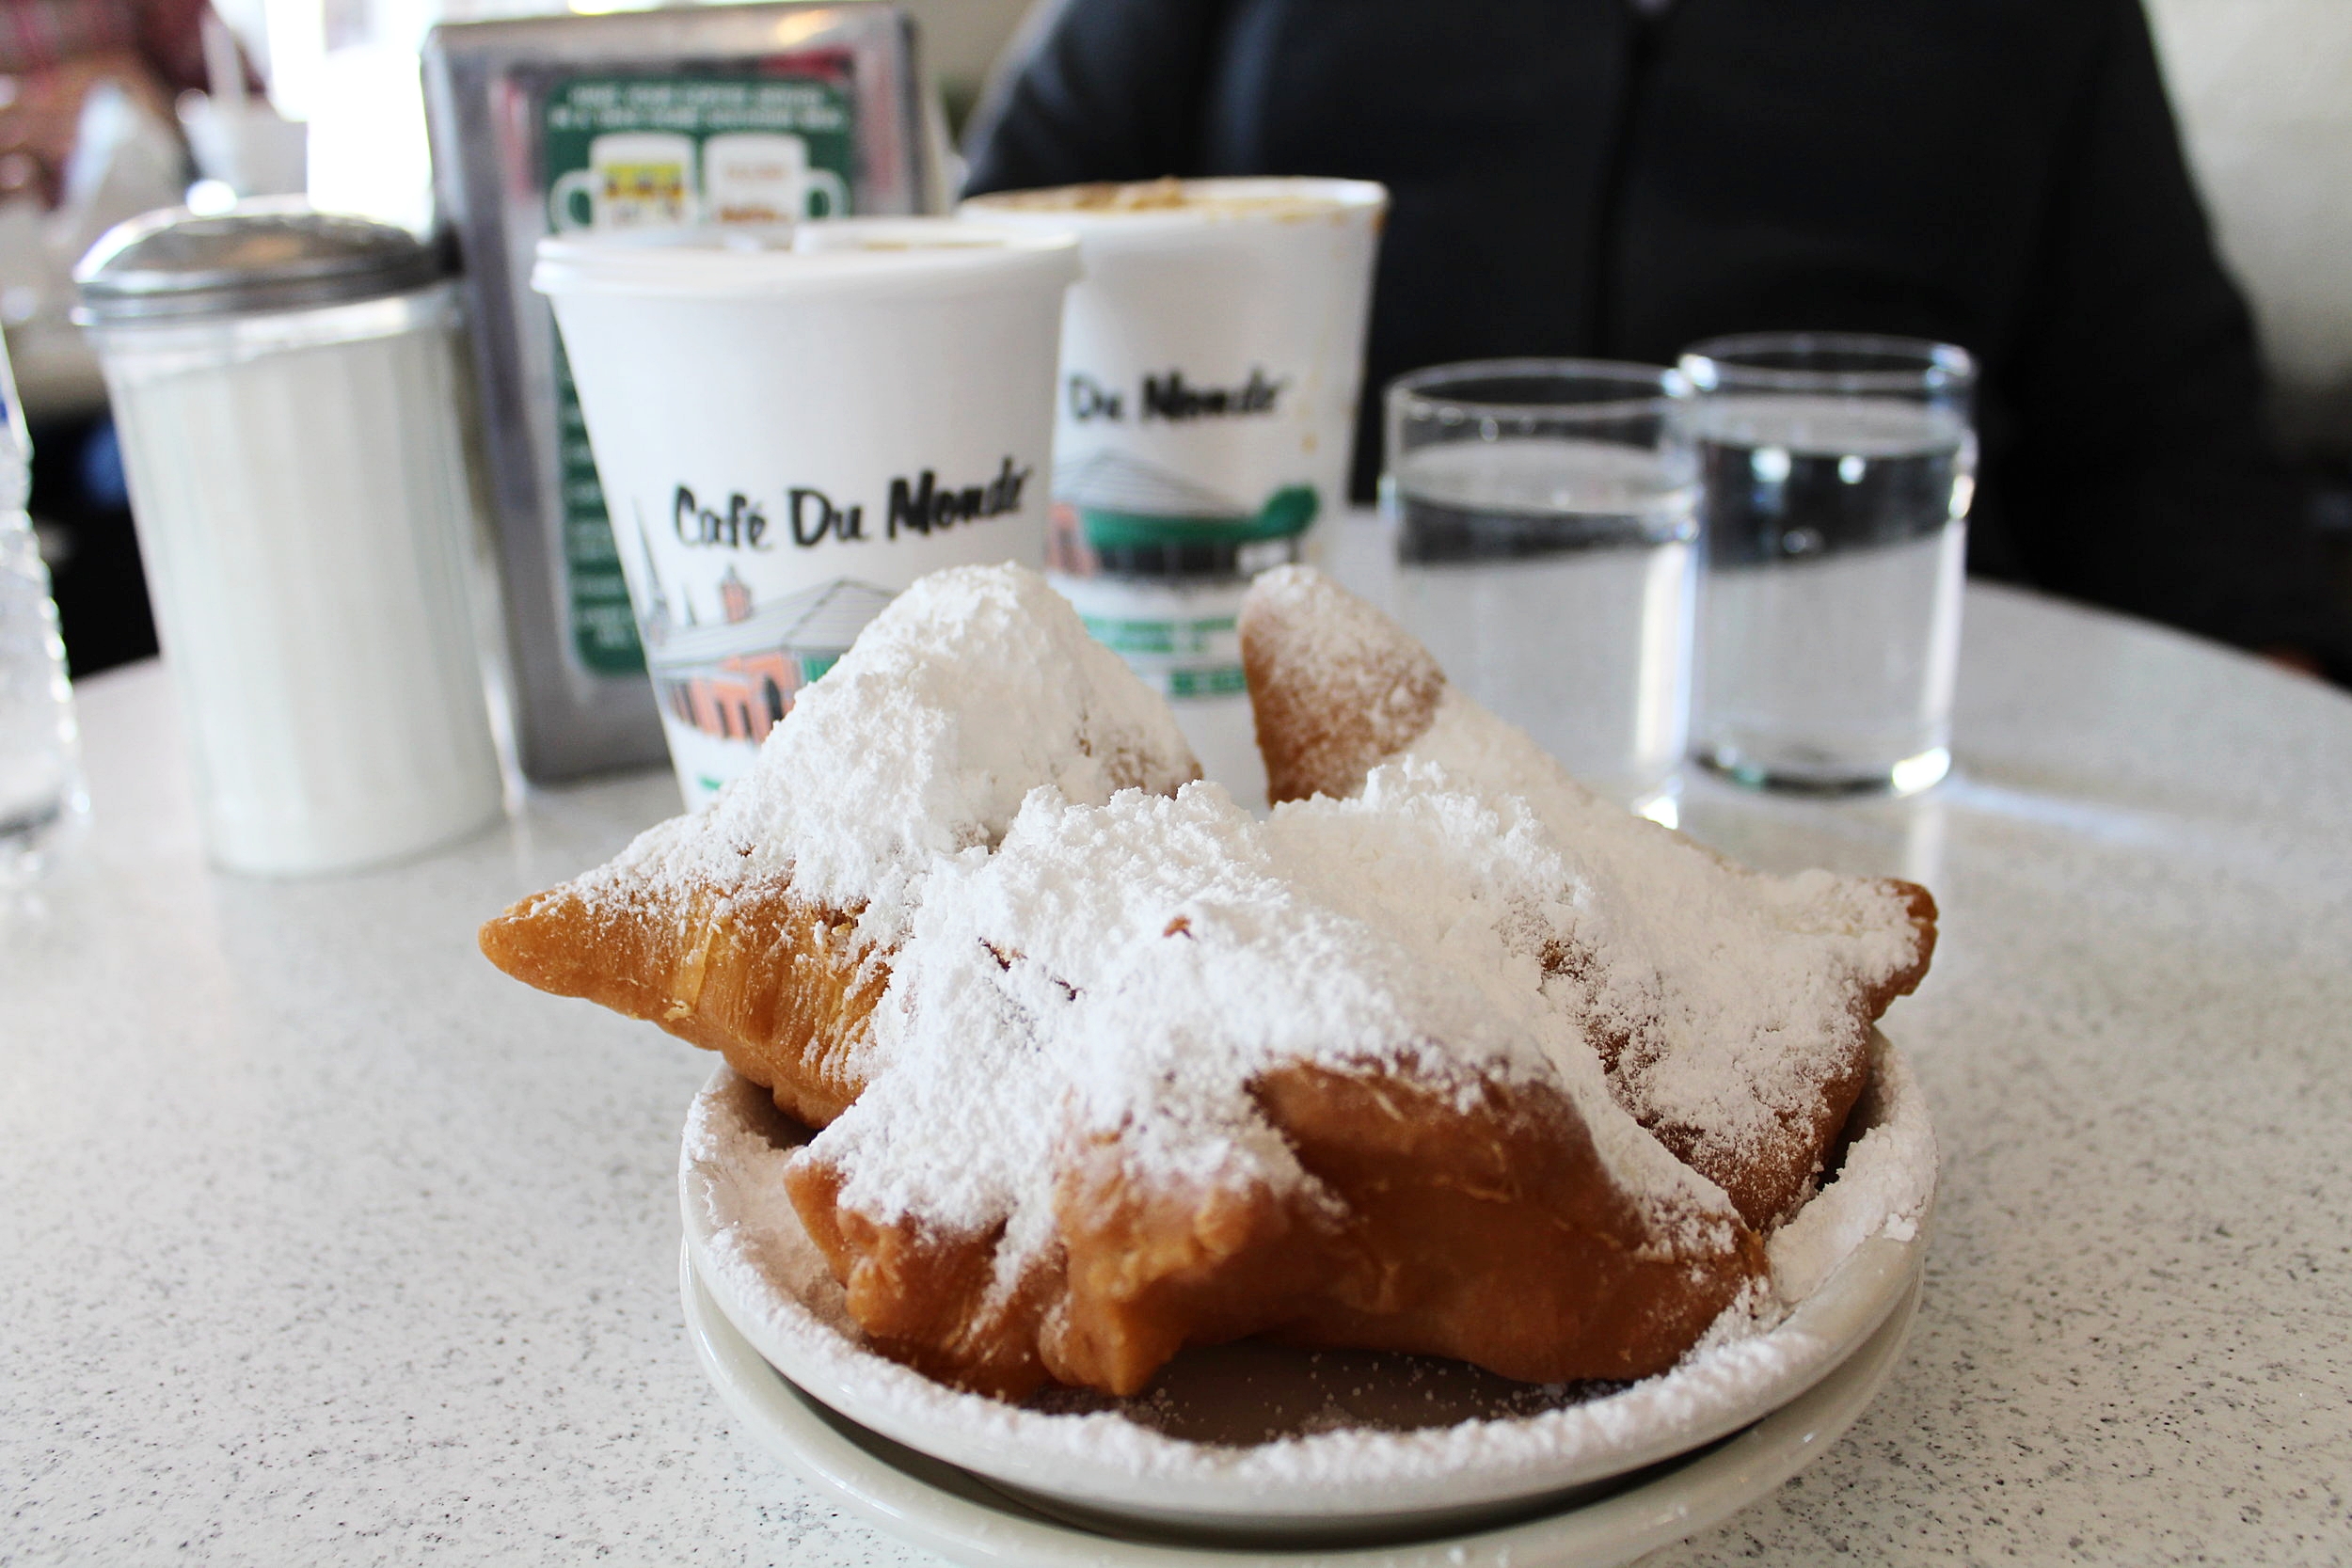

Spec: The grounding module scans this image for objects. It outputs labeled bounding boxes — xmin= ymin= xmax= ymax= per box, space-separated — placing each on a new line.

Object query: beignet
xmin=485 ymin=562 xmax=1935 ymax=1400
xmin=1241 ymin=564 xmax=1937 ymax=1228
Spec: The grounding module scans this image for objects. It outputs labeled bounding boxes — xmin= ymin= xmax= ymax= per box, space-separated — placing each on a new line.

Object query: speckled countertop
xmin=5 ymin=538 xmax=2349 ymax=1564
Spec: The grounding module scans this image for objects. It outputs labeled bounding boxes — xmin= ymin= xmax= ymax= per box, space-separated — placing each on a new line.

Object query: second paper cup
xmin=961 ymin=178 xmax=1388 ymax=804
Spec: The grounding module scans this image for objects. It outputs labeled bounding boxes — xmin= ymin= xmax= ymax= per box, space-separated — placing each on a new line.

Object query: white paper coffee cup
xmin=960 ymin=178 xmax=1386 ymax=804
xmin=535 ymin=219 xmax=1079 ymax=808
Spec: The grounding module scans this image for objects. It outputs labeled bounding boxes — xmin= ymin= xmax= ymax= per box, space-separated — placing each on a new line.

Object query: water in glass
xmin=1692 ymin=394 xmax=1968 ymax=792
xmin=1391 ymin=437 xmax=1697 ymax=810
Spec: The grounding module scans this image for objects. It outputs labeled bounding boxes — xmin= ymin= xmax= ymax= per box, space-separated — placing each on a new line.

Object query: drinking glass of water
xmin=1384 ymin=360 xmax=1698 ymax=816
xmin=1680 ymin=334 xmax=1975 ymax=797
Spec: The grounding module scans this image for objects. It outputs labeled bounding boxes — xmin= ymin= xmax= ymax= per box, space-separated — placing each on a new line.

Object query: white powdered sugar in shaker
xmin=76 ymin=206 xmax=505 ymax=877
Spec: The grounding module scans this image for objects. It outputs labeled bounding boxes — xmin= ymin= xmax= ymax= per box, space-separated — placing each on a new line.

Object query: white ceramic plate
xmin=683 ymin=1241 xmax=1926 ymax=1566
xmin=678 ymin=1031 xmax=1935 ymax=1542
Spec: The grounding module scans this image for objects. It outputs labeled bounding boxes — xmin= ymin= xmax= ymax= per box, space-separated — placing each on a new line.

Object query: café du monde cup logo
xmin=670 ymin=456 xmax=1032 ymax=552
xmin=635 ymin=453 xmax=1035 ymax=749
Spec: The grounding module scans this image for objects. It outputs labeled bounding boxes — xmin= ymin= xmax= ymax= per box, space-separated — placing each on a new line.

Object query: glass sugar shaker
xmin=74 ymin=205 xmax=506 ymax=877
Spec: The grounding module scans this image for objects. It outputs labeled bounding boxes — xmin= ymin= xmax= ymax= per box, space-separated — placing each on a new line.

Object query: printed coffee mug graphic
xmin=549 ymin=132 xmax=698 ymax=231
xmin=703 ymin=133 xmax=847 ymax=222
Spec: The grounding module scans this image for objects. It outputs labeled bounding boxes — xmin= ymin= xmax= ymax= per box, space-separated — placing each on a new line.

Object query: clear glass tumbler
xmin=1384 ymin=360 xmax=1698 ymax=815
xmin=1681 ymin=333 xmax=1975 ymax=796
xmin=1 ymin=515 xmax=86 ymax=881
xmin=0 ymin=351 xmax=86 ymax=883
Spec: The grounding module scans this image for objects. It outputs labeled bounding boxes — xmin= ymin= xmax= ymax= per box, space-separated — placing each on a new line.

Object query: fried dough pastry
xmin=481 ymin=857 xmax=885 ymax=1127
xmin=480 ymin=565 xmax=1200 ymax=1127
xmin=483 ymin=562 xmax=1931 ymax=1404
xmin=781 ymin=780 xmax=1763 ymax=1399
xmin=1240 ymin=565 xmax=1939 ymax=1228
xmin=789 ymin=1056 xmax=1761 ymax=1399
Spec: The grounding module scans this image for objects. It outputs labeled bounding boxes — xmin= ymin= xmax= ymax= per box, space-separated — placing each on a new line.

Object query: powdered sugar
xmin=1769 ymin=1037 xmax=1938 ymax=1302
xmin=813 ymin=774 xmax=1743 ymax=1287
xmin=1399 ymin=689 xmax=1925 ymax=1192
xmin=564 ymin=564 xmax=1198 ymax=943
xmin=1261 ymin=764 xmax=1737 ymax=1236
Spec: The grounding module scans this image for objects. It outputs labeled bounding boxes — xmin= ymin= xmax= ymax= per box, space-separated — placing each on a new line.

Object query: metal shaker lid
xmin=73 ymin=203 xmax=448 ymax=325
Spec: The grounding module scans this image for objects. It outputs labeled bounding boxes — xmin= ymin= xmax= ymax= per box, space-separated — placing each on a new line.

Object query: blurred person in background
xmin=0 ymin=0 xmax=215 ymax=205
xmin=965 ymin=0 xmax=2352 ymax=680
xmin=0 ymin=0 xmax=251 ymax=675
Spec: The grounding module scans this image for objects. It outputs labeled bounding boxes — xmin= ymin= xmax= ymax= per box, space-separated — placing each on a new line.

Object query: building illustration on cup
xmin=1046 ymin=449 xmax=1316 ymax=580
xmin=1045 ymin=450 xmax=1318 ymax=713
xmin=549 ymin=130 xmax=844 ymax=231
xmin=633 ymin=537 xmax=893 ymax=746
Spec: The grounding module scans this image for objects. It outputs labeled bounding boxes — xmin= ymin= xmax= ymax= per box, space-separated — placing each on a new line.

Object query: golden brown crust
xmin=479 ymin=881 xmax=883 ymax=1127
xmin=1246 ymin=1064 xmax=1764 ymax=1383
xmin=1239 ymin=572 xmax=1444 ymax=804
xmin=1639 ymin=1038 xmax=1869 ymax=1231
xmin=786 ymin=1159 xmax=1061 ymax=1399
xmin=783 ymin=1057 xmax=1765 ymax=1401
xmin=1867 ymin=879 xmax=1941 ymax=1018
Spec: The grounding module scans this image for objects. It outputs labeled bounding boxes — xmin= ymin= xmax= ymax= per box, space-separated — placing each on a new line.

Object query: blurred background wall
xmin=2146 ymin=0 xmax=2352 ymax=464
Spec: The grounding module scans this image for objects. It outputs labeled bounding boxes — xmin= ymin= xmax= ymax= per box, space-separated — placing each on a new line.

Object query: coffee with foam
xmin=984 ymin=176 xmax=1358 ymax=219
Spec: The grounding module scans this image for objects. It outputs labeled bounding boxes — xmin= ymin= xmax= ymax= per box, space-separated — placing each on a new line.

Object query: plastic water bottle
xmin=0 ymin=341 xmax=86 ymax=881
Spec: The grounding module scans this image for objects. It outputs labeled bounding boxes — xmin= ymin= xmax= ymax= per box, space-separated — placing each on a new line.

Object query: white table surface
xmin=6 ymin=532 xmax=2351 ymax=1565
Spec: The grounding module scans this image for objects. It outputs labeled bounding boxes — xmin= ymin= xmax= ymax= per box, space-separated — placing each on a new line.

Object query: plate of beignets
xmin=482 ymin=563 xmax=1940 ymax=1541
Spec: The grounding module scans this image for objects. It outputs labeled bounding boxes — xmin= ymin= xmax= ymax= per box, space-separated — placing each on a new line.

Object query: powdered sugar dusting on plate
xmin=683 ymin=1027 xmax=1933 ymax=1497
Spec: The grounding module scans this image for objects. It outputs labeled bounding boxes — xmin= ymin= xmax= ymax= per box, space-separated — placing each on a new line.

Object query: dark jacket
xmin=965 ymin=0 xmax=2346 ymax=659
